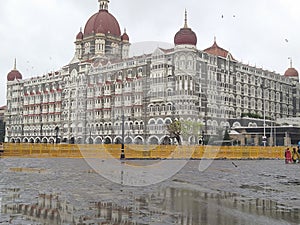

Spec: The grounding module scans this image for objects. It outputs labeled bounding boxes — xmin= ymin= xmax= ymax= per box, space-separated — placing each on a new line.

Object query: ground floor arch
xmin=134 ymin=136 xmax=144 ymax=144
xmin=42 ymin=137 xmax=48 ymax=143
xmin=125 ymin=137 xmax=133 ymax=144
xmin=160 ymin=136 xmax=171 ymax=145
xmin=114 ymin=136 xmax=122 ymax=144
xmin=86 ymin=137 xmax=94 ymax=144
xmin=94 ymin=137 xmax=103 ymax=144
xmin=104 ymin=136 xmax=112 ymax=144
xmin=148 ymin=136 xmax=159 ymax=145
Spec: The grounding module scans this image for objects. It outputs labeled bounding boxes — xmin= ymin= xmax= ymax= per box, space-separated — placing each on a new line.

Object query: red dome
xmin=84 ymin=10 xmax=121 ymax=37
xmin=7 ymin=69 xmax=22 ymax=81
xmin=284 ymin=67 xmax=299 ymax=77
xmin=174 ymin=27 xmax=197 ymax=46
xmin=121 ymin=31 xmax=129 ymax=42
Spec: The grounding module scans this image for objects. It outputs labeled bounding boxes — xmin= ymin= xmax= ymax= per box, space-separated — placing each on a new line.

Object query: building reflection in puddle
xmin=0 ymin=186 xmax=299 ymax=224
xmin=163 ymin=187 xmax=299 ymax=225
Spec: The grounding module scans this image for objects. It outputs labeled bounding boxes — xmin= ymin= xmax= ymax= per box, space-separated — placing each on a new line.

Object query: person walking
xmin=297 ymin=146 xmax=300 ymax=163
xmin=285 ymin=148 xmax=292 ymax=164
xmin=292 ymin=148 xmax=299 ymax=163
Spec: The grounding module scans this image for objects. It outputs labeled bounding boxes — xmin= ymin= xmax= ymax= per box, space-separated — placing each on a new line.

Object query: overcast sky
xmin=1 ymin=0 xmax=300 ymax=106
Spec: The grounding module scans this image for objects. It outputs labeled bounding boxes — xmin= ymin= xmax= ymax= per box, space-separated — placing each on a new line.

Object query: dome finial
xmin=214 ymin=36 xmax=216 ymax=43
xmin=98 ymin=0 xmax=109 ymax=11
xmin=14 ymin=58 xmax=17 ymax=70
xmin=184 ymin=9 xmax=188 ymax=28
xmin=289 ymin=57 xmax=293 ymax=68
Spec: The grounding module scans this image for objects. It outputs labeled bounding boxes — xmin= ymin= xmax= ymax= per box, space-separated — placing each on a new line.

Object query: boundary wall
xmin=1 ymin=143 xmax=285 ymax=159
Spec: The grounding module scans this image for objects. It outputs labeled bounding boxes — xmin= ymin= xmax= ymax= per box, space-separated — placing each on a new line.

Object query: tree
xmin=167 ymin=119 xmax=182 ymax=145
xmin=167 ymin=119 xmax=202 ymax=145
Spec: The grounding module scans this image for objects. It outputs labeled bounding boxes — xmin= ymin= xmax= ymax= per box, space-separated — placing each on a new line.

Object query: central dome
xmin=84 ymin=9 xmax=121 ymax=37
xmin=174 ymin=27 xmax=197 ymax=46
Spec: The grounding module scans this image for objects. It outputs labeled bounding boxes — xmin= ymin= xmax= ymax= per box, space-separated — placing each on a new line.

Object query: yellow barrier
xmin=1 ymin=143 xmax=286 ymax=159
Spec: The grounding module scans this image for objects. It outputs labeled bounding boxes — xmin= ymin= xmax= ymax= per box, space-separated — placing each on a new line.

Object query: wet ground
xmin=0 ymin=158 xmax=299 ymax=225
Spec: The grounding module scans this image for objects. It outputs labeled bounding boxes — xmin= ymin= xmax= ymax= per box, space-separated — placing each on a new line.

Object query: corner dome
xmin=7 ymin=59 xmax=22 ymax=81
xmin=284 ymin=67 xmax=298 ymax=77
xmin=284 ymin=59 xmax=298 ymax=77
xmin=174 ymin=10 xmax=197 ymax=46
xmin=84 ymin=1 xmax=121 ymax=37
xmin=76 ymin=28 xmax=83 ymax=40
xmin=121 ymin=29 xmax=129 ymax=42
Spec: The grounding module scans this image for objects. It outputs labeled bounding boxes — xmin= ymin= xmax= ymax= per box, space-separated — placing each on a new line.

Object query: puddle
xmin=0 ymin=185 xmax=299 ymax=225
xmin=9 ymin=168 xmax=47 ymax=173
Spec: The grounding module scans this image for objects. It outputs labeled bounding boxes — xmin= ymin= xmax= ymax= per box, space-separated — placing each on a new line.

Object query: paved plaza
xmin=0 ymin=158 xmax=299 ymax=224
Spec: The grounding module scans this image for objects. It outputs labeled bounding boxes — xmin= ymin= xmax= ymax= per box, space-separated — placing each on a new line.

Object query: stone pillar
xmin=284 ymin=132 xmax=291 ymax=146
xmin=254 ymin=134 xmax=259 ymax=146
xmin=240 ymin=134 xmax=245 ymax=146
xmin=268 ymin=136 xmax=274 ymax=146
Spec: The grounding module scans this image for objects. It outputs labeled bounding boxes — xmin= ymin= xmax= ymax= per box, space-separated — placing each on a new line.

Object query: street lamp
xmin=120 ymin=114 xmax=125 ymax=159
xmin=54 ymin=126 xmax=59 ymax=144
xmin=263 ymin=95 xmax=267 ymax=146
xmin=262 ymin=84 xmax=270 ymax=147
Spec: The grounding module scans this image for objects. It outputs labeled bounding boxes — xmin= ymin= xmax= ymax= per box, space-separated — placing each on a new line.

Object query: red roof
xmin=84 ymin=10 xmax=121 ymax=37
xmin=204 ymin=39 xmax=235 ymax=60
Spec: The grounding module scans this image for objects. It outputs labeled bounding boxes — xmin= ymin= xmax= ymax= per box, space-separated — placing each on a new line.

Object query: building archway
xmin=76 ymin=137 xmax=83 ymax=144
xmin=86 ymin=137 xmax=94 ymax=144
xmin=104 ymin=137 xmax=112 ymax=144
xmin=114 ymin=136 xmax=122 ymax=144
xmin=189 ymin=136 xmax=196 ymax=145
xmin=125 ymin=137 xmax=133 ymax=144
xmin=134 ymin=136 xmax=144 ymax=145
xmin=69 ymin=137 xmax=75 ymax=144
xmin=161 ymin=136 xmax=171 ymax=145
xmin=148 ymin=136 xmax=159 ymax=145
xmin=95 ymin=137 xmax=103 ymax=144
xmin=42 ymin=138 xmax=48 ymax=143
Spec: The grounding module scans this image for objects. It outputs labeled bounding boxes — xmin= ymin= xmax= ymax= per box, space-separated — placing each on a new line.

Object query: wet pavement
xmin=0 ymin=158 xmax=299 ymax=224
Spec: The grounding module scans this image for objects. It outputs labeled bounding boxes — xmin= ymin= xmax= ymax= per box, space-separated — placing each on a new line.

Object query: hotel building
xmin=5 ymin=0 xmax=300 ymax=145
